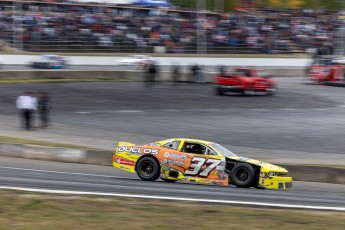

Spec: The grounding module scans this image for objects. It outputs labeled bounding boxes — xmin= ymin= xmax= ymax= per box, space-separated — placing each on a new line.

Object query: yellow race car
xmin=113 ymin=138 xmax=292 ymax=190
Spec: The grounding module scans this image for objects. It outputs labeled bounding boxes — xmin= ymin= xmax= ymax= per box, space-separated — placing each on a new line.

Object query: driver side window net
xmin=183 ymin=143 xmax=217 ymax=156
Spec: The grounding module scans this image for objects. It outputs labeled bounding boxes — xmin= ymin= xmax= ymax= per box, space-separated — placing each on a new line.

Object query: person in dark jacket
xmin=37 ymin=91 xmax=51 ymax=128
xmin=171 ymin=63 xmax=180 ymax=84
xmin=146 ymin=61 xmax=159 ymax=87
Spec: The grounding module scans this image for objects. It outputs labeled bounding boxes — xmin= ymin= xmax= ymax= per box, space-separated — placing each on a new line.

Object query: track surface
xmin=1 ymin=78 xmax=345 ymax=155
xmin=1 ymin=156 xmax=345 ymax=210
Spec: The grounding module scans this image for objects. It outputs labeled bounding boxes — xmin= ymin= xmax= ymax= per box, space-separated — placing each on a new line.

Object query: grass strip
xmin=0 ymin=136 xmax=99 ymax=150
xmin=0 ymin=190 xmax=344 ymax=230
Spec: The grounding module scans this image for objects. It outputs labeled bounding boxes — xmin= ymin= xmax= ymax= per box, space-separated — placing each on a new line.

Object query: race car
xmin=113 ymin=138 xmax=292 ymax=190
xmin=308 ymin=64 xmax=344 ymax=84
xmin=115 ymin=55 xmax=153 ymax=67
xmin=30 ymin=55 xmax=68 ymax=69
xmin=214 ymin=67 xmax=276 ymax=96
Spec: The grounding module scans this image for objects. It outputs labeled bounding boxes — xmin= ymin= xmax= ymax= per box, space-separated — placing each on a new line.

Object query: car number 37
xmin=185 ymin=157 xmax=221 ymax=177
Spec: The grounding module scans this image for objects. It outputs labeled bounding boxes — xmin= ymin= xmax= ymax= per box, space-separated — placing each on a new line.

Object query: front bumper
xmin=259 ymin=176 xmax=293 ymax=190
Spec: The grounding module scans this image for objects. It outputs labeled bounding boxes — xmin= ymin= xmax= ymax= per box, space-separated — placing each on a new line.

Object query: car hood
xmin=227 ymin=156 xmax=288 ymax=173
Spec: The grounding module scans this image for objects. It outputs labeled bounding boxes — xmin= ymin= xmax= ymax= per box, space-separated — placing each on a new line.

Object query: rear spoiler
xmin=117 ymin=142 xmax=136 ymax=147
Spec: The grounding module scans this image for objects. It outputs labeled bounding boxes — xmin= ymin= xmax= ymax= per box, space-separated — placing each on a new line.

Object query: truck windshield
xmin=209 ymin=143 xmax=237 ymax=158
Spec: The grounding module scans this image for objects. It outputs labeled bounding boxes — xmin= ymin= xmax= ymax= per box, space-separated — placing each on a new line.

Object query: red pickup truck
xmin=214 ymin=67 xmax=277 ymax=96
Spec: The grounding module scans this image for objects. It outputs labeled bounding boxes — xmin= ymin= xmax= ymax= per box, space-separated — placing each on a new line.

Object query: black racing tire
xmin=136 ymin=157 xmax=160 ymax=181
xmin=230 ymin=163 xmax=255 ymax=188
xmin=215 ymin=87 xmax=224 ymax=96
xmin=161 ymin=178 xmax=177 ymax=183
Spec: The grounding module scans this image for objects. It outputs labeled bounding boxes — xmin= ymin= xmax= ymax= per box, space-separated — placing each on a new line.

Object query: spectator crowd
xmin=0 ymin=0 xmax=341 ymax=54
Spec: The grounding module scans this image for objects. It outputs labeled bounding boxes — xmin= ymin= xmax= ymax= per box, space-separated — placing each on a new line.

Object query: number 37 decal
xmin=185 ymin=157 xmax=221 ymax=177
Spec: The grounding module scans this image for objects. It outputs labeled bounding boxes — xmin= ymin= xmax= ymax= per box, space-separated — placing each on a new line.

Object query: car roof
xmin=164 ymin=138 xmax=215 ymax=145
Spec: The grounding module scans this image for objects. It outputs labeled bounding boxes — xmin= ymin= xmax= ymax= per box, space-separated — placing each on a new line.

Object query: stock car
xmin=113 ymin=138 xmax=292 ymax=190
xmin=115 ymin=55 xmax=153 ymax=67
xmin=214 ymin=67 xmax=277 ymax=96
xmin=30 ymin=55 xmax=68 ymax=69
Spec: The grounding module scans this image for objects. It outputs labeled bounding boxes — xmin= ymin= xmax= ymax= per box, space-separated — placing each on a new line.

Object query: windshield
xmin=257 ymin=70 xmax=270 ymax=78
xmin=209 ymin=143 xmax=237 ymax=158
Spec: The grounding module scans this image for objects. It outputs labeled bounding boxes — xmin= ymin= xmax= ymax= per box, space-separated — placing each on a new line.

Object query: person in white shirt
xmin=16 ymin=92 xmax=37 ymax=130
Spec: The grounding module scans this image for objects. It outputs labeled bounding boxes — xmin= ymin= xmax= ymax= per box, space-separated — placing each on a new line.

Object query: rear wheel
xmin=215 ymin=87 xmax=224 ymax=96
xmin=136 ymin=157 xmax=160 ymax=181
xmin=230 ymin=163 xmax=255 ymax=188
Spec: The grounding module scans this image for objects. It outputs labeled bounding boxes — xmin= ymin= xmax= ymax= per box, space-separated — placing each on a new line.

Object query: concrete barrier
xmin=281 ymin=164 xmax=345 ymax=184
xmin=1 ymin=143 xmax=344 ymax=184
xmin=0 ymin=55 xmax=310 ymax=67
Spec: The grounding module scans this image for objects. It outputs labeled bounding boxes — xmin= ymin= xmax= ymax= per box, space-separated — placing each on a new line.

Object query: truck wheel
xmin=268 ymin=86 xmax=277 ymax=96
xmin=230 ymin=163 xmax=255 ymax=188
xmin=136 ymin=157 xmax=160 ymax=181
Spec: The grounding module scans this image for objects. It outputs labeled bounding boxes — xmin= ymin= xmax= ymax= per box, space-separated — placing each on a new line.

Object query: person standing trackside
xmin=38 ymin=91 xmax=51 ymax=128
xmin=171 ymin=63 xmax=180 ymax=84
xmin=146 ymin=61 xmax=158 ymax=87
xmin=16 ymin=92 xmax=37 ymax=130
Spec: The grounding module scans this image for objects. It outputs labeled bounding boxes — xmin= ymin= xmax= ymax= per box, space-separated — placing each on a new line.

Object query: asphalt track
xmin=1 ymin=156 xmax=345 ymax=211
xmin=1 ymin=77 xmax=345 ymax=155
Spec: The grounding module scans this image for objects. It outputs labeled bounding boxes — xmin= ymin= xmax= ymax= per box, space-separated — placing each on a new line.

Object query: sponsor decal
xmin=120 ymin=165 xmax=131 ymax=170
xmin=168 ymin=160 xmax=185 ymax=166
xmin=163 ymin=158 xmax=184 ymax=166
xmin=116 ymin=157 xmax=135 ymax=166
xmin=117 ymin=146 xmax=159 ymax=155
xmin=164 ymin=152 xmax=186 ymax=160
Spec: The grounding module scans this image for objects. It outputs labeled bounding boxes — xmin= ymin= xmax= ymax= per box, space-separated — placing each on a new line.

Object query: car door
xmin=179 ymin=141 xmax=225 ymax=181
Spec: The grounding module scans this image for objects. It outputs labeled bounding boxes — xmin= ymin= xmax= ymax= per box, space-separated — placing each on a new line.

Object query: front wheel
xmin=136 ymin=157 xmax=160 ymax=181
xmin=230 ymin=163 xmax=255 ymax=188
xmin=267 ymin=85 xmax=277 ymax=96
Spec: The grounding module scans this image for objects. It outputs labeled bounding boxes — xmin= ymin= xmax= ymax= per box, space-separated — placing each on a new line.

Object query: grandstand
xmin=0 ymin=0 xmax=339 ymax=54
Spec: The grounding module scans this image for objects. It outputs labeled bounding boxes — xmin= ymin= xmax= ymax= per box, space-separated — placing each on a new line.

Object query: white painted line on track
xmin=0 ymin=186 xmax=344 ymax=211
xmin=0 ymin=166 xmax=132 ymax=180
